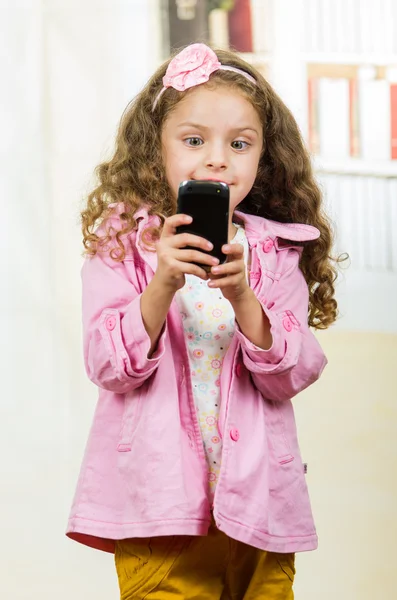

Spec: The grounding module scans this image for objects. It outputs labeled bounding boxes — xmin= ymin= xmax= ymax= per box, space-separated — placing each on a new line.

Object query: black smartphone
xmin=176 ymin=180 xmax=230 ymax=267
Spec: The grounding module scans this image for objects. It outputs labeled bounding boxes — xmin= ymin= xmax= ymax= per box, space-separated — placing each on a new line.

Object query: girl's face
xmin=161 ymin=85 xmax=263 ymax=215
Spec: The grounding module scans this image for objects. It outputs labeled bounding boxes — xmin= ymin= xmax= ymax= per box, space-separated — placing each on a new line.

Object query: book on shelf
xmin=349 ymin=77 xmax=360 ymax=157
xmin=308 ymin=76 xmax=351 ymax=159
xmin=209 ymin=1 xmax=269 ymax=57
xmin=208 ymin=9 xmax=229 ymax=49
xmin=307 ymin=77 xmax=320 ymax=154
xmin=391 ymin=78 xmax=397 ymax=159
xmin=358 ymin=66 xmax=390 ymax=161
xmin=228 ymin=0 xmax=253 ymax=53
xmin=250 ymin=0 xmax=272 ymax=55
xmin=308 ymin=65 xmax=397 ymax=162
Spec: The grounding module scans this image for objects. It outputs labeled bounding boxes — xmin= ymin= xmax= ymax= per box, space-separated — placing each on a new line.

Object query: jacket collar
xmin=107 ymin=203 xmax=159 ymax=270
xmin=234 ymin=211 xmax=320 ymax=246
xmin=127 ymin=206 xmax=320 ymax=271
xmin=133 ymin=206 xmax=160 ymax=271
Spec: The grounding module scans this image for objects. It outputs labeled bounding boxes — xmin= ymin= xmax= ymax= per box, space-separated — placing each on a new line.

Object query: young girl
xmin=67 ymin=43 xmax=338 ymax=599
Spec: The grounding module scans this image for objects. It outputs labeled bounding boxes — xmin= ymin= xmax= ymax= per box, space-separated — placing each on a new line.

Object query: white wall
xmin=1 ymin=1 xmax=161 ymax=598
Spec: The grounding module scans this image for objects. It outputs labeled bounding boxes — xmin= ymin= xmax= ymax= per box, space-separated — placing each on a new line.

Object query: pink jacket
xmin=66 ymin=204 xmax=327 ymax=554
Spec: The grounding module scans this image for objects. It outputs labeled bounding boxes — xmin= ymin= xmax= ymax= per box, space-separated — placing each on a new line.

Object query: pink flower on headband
xmin=163 ymin=43 xmax=221 ymax=92
xmin=152 ymin=43 xmax=256 ymax=110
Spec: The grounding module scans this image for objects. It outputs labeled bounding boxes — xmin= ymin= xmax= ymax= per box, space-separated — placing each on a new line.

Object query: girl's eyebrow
xmin=177 ymin=122 xmax=260 ymax=136
xmin=176 ymin=122 xmax=209 ymax=130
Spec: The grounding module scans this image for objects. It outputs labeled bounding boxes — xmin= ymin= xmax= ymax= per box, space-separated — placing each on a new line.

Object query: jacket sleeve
xmin=82 ymin=251 xmax=166 ymax=393
xmin=235 ymin=249 xmax=327 ymax=402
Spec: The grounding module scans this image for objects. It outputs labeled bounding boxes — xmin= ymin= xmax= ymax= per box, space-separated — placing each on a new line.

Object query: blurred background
xmin=1 ymin=1 xmax=396 ymax=598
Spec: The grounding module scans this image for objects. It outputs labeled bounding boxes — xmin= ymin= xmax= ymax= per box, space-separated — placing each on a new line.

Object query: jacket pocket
xmin=275 ymin=552 xmax=296 ymax=582
xmin=117 ymin=388 xmax=143 ymax=452
xmin=265 ymin=400 xmax=294 ymax=465
xmin=115 ymin=536 xmax=188 ymax=595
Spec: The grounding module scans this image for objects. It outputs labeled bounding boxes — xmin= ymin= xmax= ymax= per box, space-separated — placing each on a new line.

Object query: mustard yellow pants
xmin=115 ymin=522 xmax=295 ymax=599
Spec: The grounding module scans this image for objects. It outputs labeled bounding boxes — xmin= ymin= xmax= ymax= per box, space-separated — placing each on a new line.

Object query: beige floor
xmin=293 ymin=330 xmax=397 ymax=599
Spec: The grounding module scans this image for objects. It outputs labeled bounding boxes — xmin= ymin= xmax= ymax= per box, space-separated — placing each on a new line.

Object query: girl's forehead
xmin=167 ymin=85 xmax=261 ymax=127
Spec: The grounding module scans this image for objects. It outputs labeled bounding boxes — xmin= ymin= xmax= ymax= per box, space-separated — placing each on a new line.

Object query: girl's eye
xmin=231 ymin=140 xmax=249 ymax=150
xmin=185 ymin=137 xmax=203 ymax=147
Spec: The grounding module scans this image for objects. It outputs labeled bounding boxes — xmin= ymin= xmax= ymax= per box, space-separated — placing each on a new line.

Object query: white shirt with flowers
xmin=175 ymin=225 xmax=249 ymax=502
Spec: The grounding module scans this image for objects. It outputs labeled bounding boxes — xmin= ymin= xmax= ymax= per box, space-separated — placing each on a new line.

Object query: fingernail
xmin=207 ymin=242 xmax=213 ymax=250
xmin=212 ymin=267 xmax=220 ymax=274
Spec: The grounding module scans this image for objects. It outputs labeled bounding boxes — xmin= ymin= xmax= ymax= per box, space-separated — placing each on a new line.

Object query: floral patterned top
xmin=175 ymin=225 xmax=249 ymax=502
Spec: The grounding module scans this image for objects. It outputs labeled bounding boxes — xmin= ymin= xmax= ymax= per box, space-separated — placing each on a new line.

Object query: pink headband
xmin=152 ymin=43 xmax=256 ymax=111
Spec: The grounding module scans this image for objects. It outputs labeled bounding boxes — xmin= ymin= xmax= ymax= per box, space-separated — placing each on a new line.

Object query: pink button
xmin=235 ymin=363 xmax=242 ymax=378
xmin=283 ymin=316 xmax=293 ymax=332
xmin=287 ymin=311 xmax=299 ymax=328
xmin=106 ymin=316 xmax=116 ymax=331
xmin=263 ymin=239 xmax=274 ymax=253
xmin=230 ymin=428 xmax=240 ymax=442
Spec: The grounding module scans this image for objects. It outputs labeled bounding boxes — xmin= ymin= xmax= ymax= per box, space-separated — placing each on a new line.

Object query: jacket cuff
xmin=235 ymin=301 xmax=299 ymax=374
xmin=99 ymin=295 xmax=166 ymax=382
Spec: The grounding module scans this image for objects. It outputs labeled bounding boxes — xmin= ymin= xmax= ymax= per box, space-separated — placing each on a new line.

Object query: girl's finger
xmin=172 ymin=232 xmax=213 ymax=252
xmin=210 ymin=260 xmax=244 ymax=277
xmin=207 ymin=274 xmax=244 ymax=289
xmin=175 ymin=260 xmax=209 ymax=280
xmin=162 ymin=214 xmax=192 ymax=237
xmin=222 ymin=243 xmax=244 ymax=258
xmin=176 ymin=249 xmax=219 ymax=267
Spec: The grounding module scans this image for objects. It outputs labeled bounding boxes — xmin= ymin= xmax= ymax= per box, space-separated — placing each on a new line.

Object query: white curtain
xmin=1 ymin=1 xmax=161 ymax=597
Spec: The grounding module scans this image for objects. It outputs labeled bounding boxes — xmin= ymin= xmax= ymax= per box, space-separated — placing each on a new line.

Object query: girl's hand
xmin=208 ymin=243 xmax=250 ymax=303
xmin=154 ymin=214 xmax=220 ymax=292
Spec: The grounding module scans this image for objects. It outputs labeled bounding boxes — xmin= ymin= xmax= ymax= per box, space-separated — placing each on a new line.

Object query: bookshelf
xmin=306 ymin=60 xmax=397 ymax=173
xmin=314 ymin=158 xmax=397 ymax=178
xmin=302 ymin=53 xmax=397 ymax=66
xmin=246 ymin=0 xmax=397 ymax=331
xmin=209 ymin=2 xmax=397 ymax=177
xmin=300 ymin=0 xmax=397 ymax=177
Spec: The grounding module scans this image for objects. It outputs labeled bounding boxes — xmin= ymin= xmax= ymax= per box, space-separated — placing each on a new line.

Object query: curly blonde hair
xmin=81 ymin=45 xmax=341 ymax=329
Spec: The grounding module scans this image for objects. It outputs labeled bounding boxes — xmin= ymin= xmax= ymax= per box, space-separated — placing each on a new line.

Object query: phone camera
xmin=187 ymin=186 xmax=192 ymax=192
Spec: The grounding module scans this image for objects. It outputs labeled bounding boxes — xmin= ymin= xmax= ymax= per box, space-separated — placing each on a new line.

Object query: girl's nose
xmin=206 ymin=160 xmax=227 ymax=170
xmin=205 ymin=145 xmax=228 ymax=170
